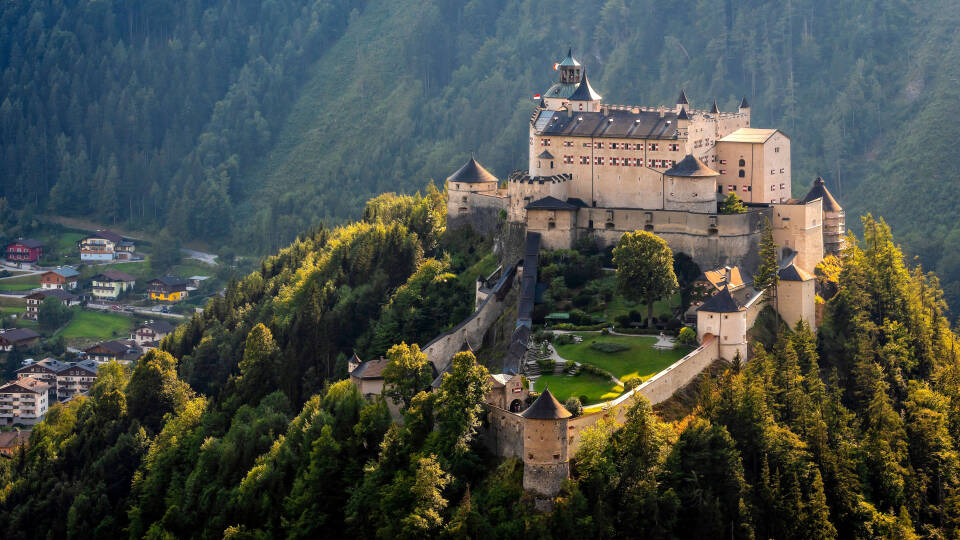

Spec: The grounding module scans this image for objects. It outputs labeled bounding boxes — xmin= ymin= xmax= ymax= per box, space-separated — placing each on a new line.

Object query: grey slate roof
xmin=665 ymin=154 xmax=719 ymax=178
xmin=537 ymin=150 xmax=555 ymax=159
xmin=739 ymin=96 xmax=750 ymax=108
xmin=526 ymin=196 xmax=578 ymax=211
xmin=27 ymin=289 xmax=77 ymax=301
xmin=521 ymin=388 xmax=572 ymax=419
xmin=9 ymin=238 xmax=44 ymax=249
xmin=533 ymin=108 xmax=680 ymax=140
xmin=568 ymin=71 xmax=602 ymax=101
xmin=152 ymin=275 xmax=186 ymax=287
xmin=677 ymin=107 xmax=689 ymax=120
xmin=710 ymin=100 xmax=720 ymax=114
xmin=0 ymin=328 xmax=41 ymax=343
xmin=802 ymin=176 xmax=842 ymax=212
xmin=697 ymin=286 xmax=743 ymax=313
xmin=677 ymin=89 xmax=689 ymax=104
xmin=446 ymin=157 xmax=499 ymax=184
xmin=778 ymin=263 xmax=814 ymax=282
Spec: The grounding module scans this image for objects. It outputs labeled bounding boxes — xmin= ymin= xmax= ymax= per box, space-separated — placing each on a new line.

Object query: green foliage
xmin=676 ymin=326 xmax=697 ymax=346
xmin=588 ymin=341 xmax=630 ymax=354
xmin=564 ymin=397 xmax=583 ymax=417
xmin=382 ymin=342 xmax=434 ymax=410
xmin=613 ymin=231 xmax=678 ymax=327
xmin=719 ymin=192 xmax=748 ymax=214
xmin=37 ymin=297 xmax=72 ymax=331
xmin=754 ymin=217 xmax=779 ymax=293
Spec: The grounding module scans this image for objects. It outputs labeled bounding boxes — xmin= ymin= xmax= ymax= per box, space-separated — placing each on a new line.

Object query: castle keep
xmin=448 ymin=49 xmax=845 ymax=274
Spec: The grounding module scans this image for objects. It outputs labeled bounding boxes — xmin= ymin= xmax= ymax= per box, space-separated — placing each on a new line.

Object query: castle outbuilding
xmin=776 ymin=262 xmax=817 ymax=332
xmin=519 ymin=388 xmax=572 ymax=497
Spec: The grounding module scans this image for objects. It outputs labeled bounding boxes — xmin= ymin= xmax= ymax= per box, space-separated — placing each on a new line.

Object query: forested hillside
xmin=3 ymin=187 xmax=960 ymax=538
xmin=6 ymin=0 xmax=960 ymax=303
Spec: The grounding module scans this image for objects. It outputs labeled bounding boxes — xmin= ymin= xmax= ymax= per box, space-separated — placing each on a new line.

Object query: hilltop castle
xmin=447 ymin=49 xmax=845 ymax=275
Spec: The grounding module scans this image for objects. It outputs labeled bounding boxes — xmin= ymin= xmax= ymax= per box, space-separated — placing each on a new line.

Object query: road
xmin=181 ymin=248 xmax=218 ymax=266
xmin=86 ymin=302 xmax=187 ymax=319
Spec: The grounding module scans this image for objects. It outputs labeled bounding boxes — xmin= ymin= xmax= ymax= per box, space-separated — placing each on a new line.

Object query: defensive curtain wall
xmin=422 ymin=262 xmax=518 ymax=373
xmin=481 ymin=336 xmax=721 ymax=496
xmin=447 ymin=191 xmax=509 ymax=236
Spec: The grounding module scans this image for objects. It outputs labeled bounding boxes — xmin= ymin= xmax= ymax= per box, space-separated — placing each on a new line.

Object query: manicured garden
xmin=57 ymin=309 xmax=132 ymax=340
xmin=534 ymin=373 xmax=624 ymax=404
xmin=555 ymin=333 xmax=691 ymax=383
xmin=531 ymin=332 xmax=694 ymax=405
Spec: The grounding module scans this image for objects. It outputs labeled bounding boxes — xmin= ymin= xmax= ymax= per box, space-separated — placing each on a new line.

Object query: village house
xmin=25 ymin=289 xmax=78 ymax=320
xmin=148 ymin=275 xmax=188 ymax=302
xmin=40 ymin=266 xmax=79 ymax=290
xmin=85 ymin=340 xmax=142 ymax=364
xmin=0 ymin=377 xmax=50 ymax=425
xmin=16 ymin=358 xmax=99 ymax=401
xmin=0 ymin=328 xmax=40 ymax=351
xmin=349 ymin=357 xmax=389 ymax=399
xmin=90 ymin=269 xmax=136 ymax=300
xmin=187 ymin=275 xmax=210 ymax=290
xmin=0 ymin=430 xmax=30 ymax=458
xmin=132 ymin=320 xmax=176 ymax=347
xmin=4 ymin=239 xmax=44 ymax=263
xmin=79 ymin=230 xmax=136 ymax=261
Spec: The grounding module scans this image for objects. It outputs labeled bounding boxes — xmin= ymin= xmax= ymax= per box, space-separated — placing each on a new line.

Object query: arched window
xmin=738 ymin=158 xmax=746 ymax=166
xmin=738 ymin=170 xmax=745 ymax=178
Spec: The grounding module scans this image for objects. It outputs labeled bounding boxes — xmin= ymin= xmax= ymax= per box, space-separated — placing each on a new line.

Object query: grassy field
xmin=555 ymin=333 xmax=691 ymax=383
xmin=455 ymin=252 xmax=498 ymax=289
xmin=0 ymin=274 xmax=40 ymax=291
xmin=585 ymin=276 xmax=681 ymax=322
xmin=534 ymin=373 xmax=623 ymax=405
xmin=57 ymin=310 xmax=132 ymax=340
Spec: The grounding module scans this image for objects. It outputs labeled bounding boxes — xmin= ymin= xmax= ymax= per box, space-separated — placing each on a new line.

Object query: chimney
xmin=724 ymin=266 xmax=732 ymax=285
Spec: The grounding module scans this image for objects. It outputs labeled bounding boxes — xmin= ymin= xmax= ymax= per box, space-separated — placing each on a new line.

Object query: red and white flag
xmin=553 ymin=63 xmax=560 ymax=70
xmin=532 ymin=93 xmax=541 ymax=100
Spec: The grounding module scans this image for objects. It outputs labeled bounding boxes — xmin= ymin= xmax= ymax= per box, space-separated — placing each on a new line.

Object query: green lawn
xmin=589 ymin=275 xmax=681 ymax=321
xmin=555 ymin=333 xmax=692 ymax=383
xmin=0 ymin=274 xmax=40 ymax=291
xmin=57 ymin=310 xmax=132 ymax=340
xmin=534 ymin=373 xmax=624 ymax=405
xmin=456 ymin=252 xmax=498 ymax=289
xmin=0 ymin=305 xmax=27 ymax=315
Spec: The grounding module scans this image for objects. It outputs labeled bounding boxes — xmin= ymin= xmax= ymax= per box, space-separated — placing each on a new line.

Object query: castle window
xmin=780 ymin=168 xmax=785 ymax=173
xmin=771 ymin=169 xmax=775 ymax=174
xmin=728 ymin=185 xmax=735 ymax=191
xmin=770 ymin=185 xmax=775 ymax=191
xmin=580 ymin=156 xmax=589 ymax=164
xmin=649 ymin=143 xmax=659 ymax=151
xmin=720 ymin=169 xmax=726 ymax=174
xmin=738 ymin=170 xmax=745 ymax=178
xmin=742 ymin=186 xmax=749 ymax=192
xmin=668 ymin=143 xmax=679 ymax=151
xmin=582 ymin=142 xmax=592 ymax=148
xmin=564 ymin=155 xmax=574 ymax=164
xmin=739 ymin=158 xmax=746 ymax=166
xmin=553 ymin=454 xmax=561 ymax=460
xmin=595 ymin=142 xmax=604 ymax=149
xmin=610 ymin=157 xmax=619 ymax=166
xmin=548 ymin=222 xmax=556 ymax=230
xmin=720 ymin=159 xmax=727 ymax=165
xmin=594 ymin=156 xmax=604 ymax=165
xmin=623 ymin=158 xmax=631 ymax=167
xmin=542 ymin=138 xmax=551 ymax=146
xmin=780 ymin=183 xmax=785 ymax=189
xmin=610 ymin=142 xmax=618 ymax=149
xmin=605 ymin=222 xmax=615 ymax=229
xmin=775 ymin=147 xmax=780 ymax=153
xmin=563 ymin=140 xmax=574 ymax=147
xmin=717 ymin=185 xmax=722 ymax=193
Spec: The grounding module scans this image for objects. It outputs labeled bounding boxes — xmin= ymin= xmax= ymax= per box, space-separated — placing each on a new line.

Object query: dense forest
xmin=2 ymin=187 xmax=960 ymax=538
xmin=5 ymin=0 xmax=960 ymax=311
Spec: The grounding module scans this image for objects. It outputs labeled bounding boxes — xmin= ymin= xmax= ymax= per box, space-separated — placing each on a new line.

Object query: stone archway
xmin=510 ymin=399 xmax=523 ymax=413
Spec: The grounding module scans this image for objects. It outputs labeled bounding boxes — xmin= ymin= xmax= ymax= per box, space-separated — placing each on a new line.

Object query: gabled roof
xmin=802 ymin=176 xmax=842 ymax=212
xmin=8 ymin=239 xmax=44 ymax=249
xmin=701 ymin=266 xmax=745 ymax=291
xmin=140 ymin=320 xmax=175 ymax=334
xmin=351 ymin=357 xmax=389 ymax=380
xmin=0 ymin=328 xmax=41 ymax=343
xmin=537 ymin=150 xmax=555 ymax=159
xmin=778 ymin=263 xmax=814 ymax=282
xmin=677 ymin=89 xmax=689 ymax=104
xmin=739 ymin=96 xmax=750 ymax=108
xmin=665 ymin=154 xmax=718 ymax=178
xmin=46 ymin=266 xmax=79 ymax=279
xmin=521 ymin=388 xmax=572 ymax=419
xmin=526 ymin=196 xmax=578 ymax=211
xmin=710 ymin=100 xmax=720 ymax=114
xmin=0 ymin=378 xmax=49 ymax=394
xmin=719 ymin=127 xmax=783 ymax=144
xmin=558 ymin=47 xmax=580 ymax=67
xmin=532 ymin=108 xmax=679 ymax=140
xmin=151 ymin=275 xmax=186 ymax=287
xmin=446 ymin=157 xmax=499 ymax=184
xmin=697 ymin=286 xmax=743 ymax=313
xmin=27 ymin=289 xmax=77 ymax=301
xmin=568 ymin=71 xmax=602 ymax=101
xmin=17 ymin=358 xmax=68 ymax=374
xmin=87 ymin=340 xmax=136 ymax=355
xmin=84 ymin=229 xmax=124 ymax=243
xmin=95 ymin=269 xmax=136 ymax=282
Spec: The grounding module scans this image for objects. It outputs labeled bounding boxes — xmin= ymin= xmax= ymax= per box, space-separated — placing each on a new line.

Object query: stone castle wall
xmin=447 ymin=192 xmax=508 ymax=235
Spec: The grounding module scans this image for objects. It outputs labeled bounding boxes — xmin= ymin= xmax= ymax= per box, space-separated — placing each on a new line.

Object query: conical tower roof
xmin=739 ymin=96 xmax=750 ymax=109
xmin=446 ymin=156 xmax=499 ymax=184
xmin=802 ymin=176 xmax=842 ymax=212
xmin=710 ymin=100 xmax=720 ymax=114
xmin=665 ymin=154 xmax=718 ymax=178
xmin=697 ymin=285 xmax=743 ymax=313
xmin=521 ymin=387 xmax=572 ymax=419
xmin=568 ymin=70 xmax=602 ymax=101
xmin=677 ymin=89 xmax=689 ymax=105
xmin=677 ymin=107 xmax=689 ymax=120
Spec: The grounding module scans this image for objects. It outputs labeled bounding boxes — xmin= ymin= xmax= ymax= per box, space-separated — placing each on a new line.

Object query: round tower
xmin=663 ymin=154 xmax=719 ymax=213
xmin=542 ymin=48 xmax=582 ymax=110
xmin=520 ymin=388 xmax=572 ymax=498
xmin=802 ymin=176 xmax=845 ymax=256
xmin=445 ymin=156 xmax=499 ymax=219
